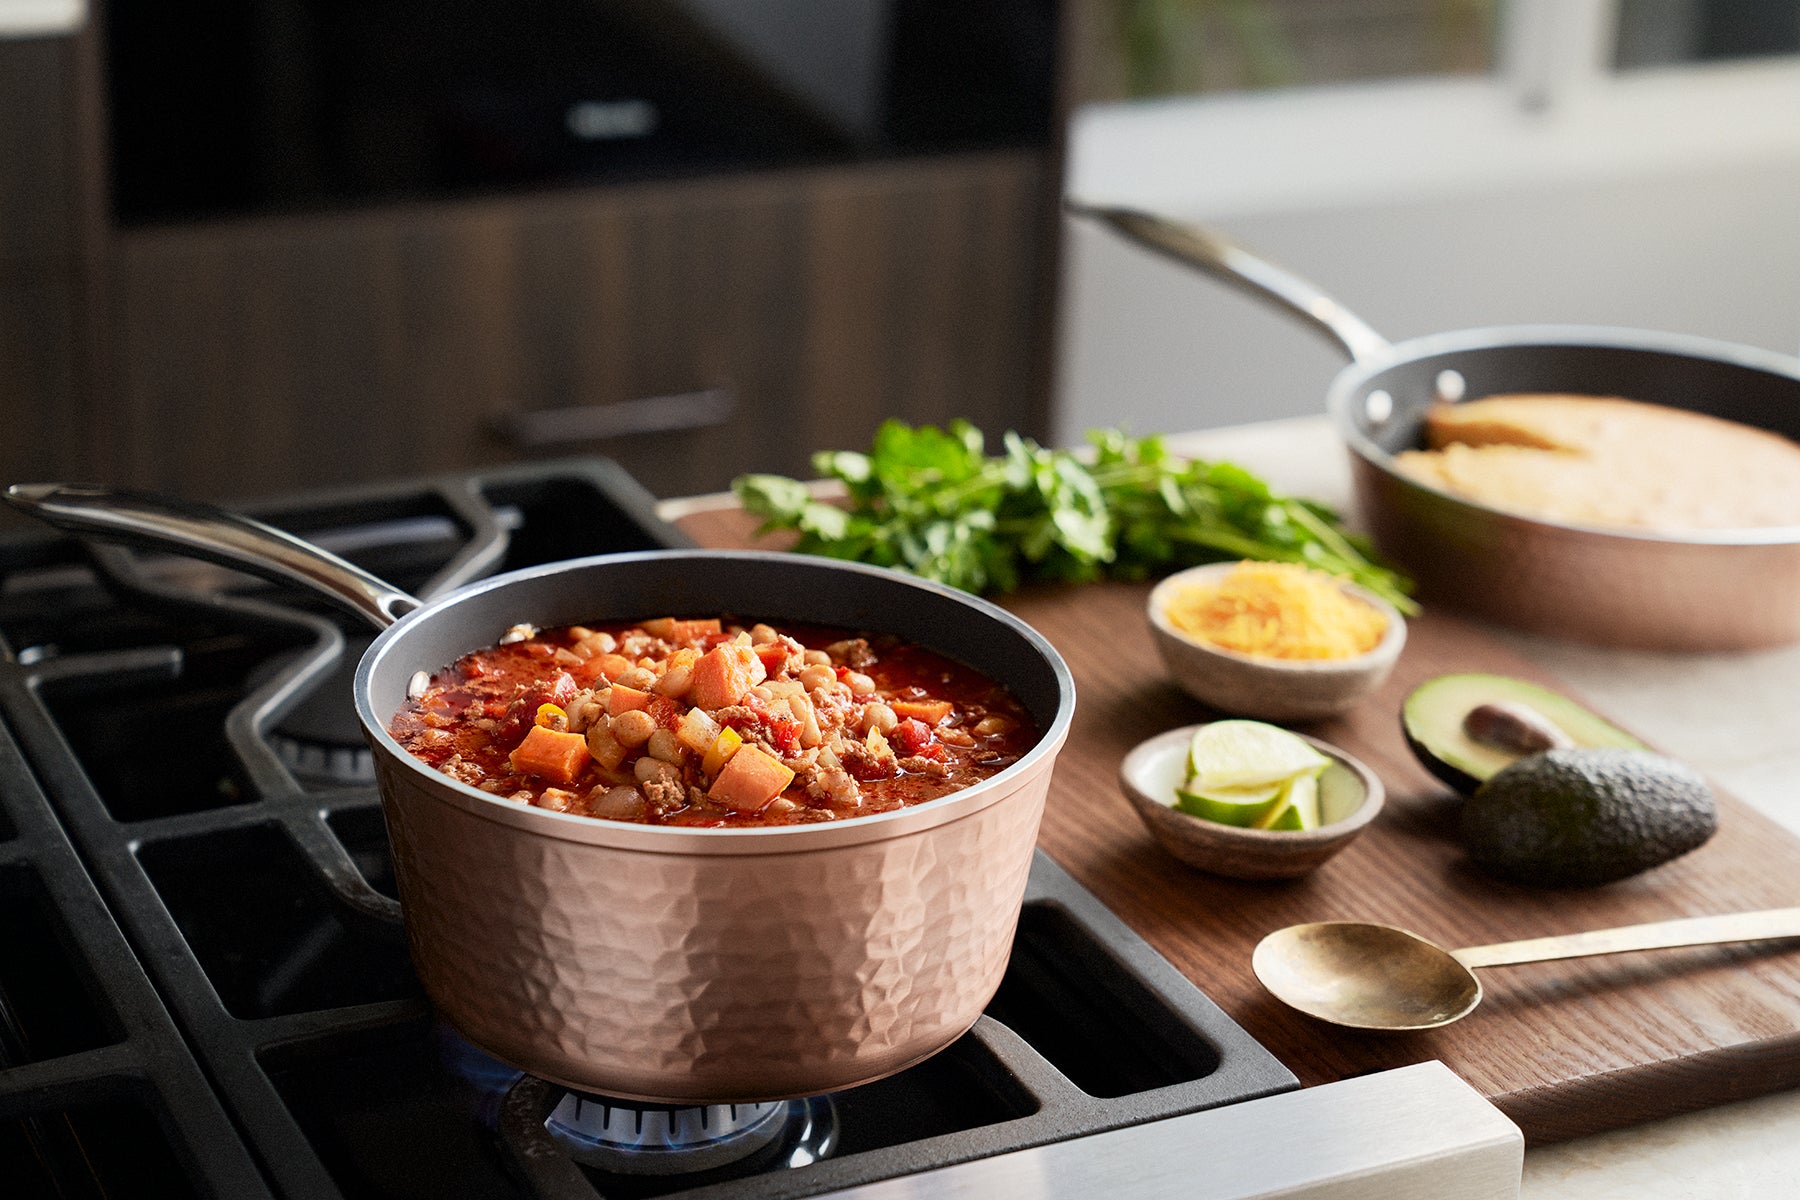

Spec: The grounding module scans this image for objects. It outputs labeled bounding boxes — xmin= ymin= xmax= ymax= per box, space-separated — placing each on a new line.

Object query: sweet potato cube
xmin=891 ymin=698 xmax=954 ymax=726
xmin=641 ymin=617 xmax=723 ymax=642
xmin=606 ymin=685 xmax=652 ymax=716
xmin=707 ymin=744 xmax=795 ymax=813
xmin=690 ymin=644 xmax=766 ymax=711
xmin=509 ymin=725 xmax=591 ymax=785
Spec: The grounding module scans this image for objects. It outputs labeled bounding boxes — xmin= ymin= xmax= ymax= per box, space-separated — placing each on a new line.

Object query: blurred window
xmin=1089 ymin=0 xmax=1800 ymax=103
xmin=1100 ymin=0 xmax=1500 ymax=99
xmin=1615 ymin=0 xmax=1800 ymax=69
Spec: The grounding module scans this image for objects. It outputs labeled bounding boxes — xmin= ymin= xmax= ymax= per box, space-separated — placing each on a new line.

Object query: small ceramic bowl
xmin=1118 ymin=725 xmax=1384 ymax=880
xmin=1146 ymin=562 xmax=1406 ymax=722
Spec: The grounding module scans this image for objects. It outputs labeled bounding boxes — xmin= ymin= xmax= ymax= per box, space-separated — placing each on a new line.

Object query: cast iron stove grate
xmin=0 ymin=458 xmax=1295 ymax=1199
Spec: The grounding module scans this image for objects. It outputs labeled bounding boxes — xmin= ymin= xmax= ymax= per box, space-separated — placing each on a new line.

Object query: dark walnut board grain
xmin=677 ymin=506 xmax=1800 ymax=1145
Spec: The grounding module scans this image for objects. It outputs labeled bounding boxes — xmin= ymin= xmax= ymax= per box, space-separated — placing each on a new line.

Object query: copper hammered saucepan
xmin=1073 ymin=203 xmax=1800 ymax=651
xmin=3 ymin=483 xmax=1075 ymax=1104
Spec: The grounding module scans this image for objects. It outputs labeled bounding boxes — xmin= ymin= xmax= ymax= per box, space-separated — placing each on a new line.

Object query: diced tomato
xmin=764 ymin=717 xmax=801 ymax=755
xmin=754 ymin=643 xmax=789 ymax=676
xmin=890 ymin=718 xmax=933 ymax=757
xmin=648 ymin=696 xmax=683 ymax=731
xmin=463 ymin=659 xmax=486 ymax=678
xmin=499 ymin=672 xmax=579 ymax=741
xmin=523 ymin=641 xmax=556 ymax=659
xmin=843 ymin=752 xmax=896 ymax=782
xmin=913 ymin=739 xmax=948 ymax=762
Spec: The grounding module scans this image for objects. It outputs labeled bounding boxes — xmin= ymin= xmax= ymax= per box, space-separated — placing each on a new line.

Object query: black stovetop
xmin=0 ymin=459 xmax=1295 ymax=1200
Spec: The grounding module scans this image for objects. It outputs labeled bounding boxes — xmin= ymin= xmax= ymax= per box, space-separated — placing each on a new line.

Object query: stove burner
xmin=545 ymin=1093 xmax=839 ymax=1177
xmin=267 ymin=732 xmax=374 ymax=786
xmin=254 ymin=637 xmax=377 ymax=786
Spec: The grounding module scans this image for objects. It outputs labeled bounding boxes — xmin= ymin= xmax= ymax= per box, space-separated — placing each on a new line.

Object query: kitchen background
xmin=2 ymin=0 xmax=1798 ymax=503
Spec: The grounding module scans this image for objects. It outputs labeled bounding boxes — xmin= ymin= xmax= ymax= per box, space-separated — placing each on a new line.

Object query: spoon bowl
xmin=1253 ymin=906 xmax=1800 ymax=1032
xmin=1252 ymin=923 xmax=1481 ymax=1032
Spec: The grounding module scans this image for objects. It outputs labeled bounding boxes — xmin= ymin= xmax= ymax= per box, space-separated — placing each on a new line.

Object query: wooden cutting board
xmin=676 ymin=507 xmax=1800 ymax=1145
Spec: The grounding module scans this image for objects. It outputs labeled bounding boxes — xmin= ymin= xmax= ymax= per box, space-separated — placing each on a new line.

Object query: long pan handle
xmin=1066 ymin=201 xmax=1395 ymax=365
xmin=4 ymin=483 xmax=421 ymax=630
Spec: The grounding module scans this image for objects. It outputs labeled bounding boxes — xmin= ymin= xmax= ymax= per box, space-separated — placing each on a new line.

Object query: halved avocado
xmin=1402 ymin=673 xmax=1645 ymax=795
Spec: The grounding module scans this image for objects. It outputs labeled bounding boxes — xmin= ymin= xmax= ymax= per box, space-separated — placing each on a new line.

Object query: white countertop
xmin=1166 ymin=416 xmax=1800 ymax=1199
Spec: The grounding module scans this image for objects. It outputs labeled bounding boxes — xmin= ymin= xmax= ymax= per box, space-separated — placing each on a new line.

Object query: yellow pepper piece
xmin=703 ymin=726 xmax=743 ymax=776
xmin=535 ymin=703 xmax=569 ymax=731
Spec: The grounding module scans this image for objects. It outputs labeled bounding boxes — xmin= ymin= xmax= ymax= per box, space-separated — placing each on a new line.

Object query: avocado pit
xmin=1403 ymin=673 xmax=1645 ymax=794
xmin=1463 ymin=700 xmax=1576 ymax=756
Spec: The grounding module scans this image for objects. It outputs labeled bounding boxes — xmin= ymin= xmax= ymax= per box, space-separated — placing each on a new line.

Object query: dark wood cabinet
xmin=115 ymin=151 xmax=1054 ymax=499
xmin=0 ymin=34 xmax=101 ymax=496
xmin=1 ymin=8 xmax=1073 ymax=504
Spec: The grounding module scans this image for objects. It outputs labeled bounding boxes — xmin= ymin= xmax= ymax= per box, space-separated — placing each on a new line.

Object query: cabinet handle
xmin=493 ymin=388 xmax=734 ymax=448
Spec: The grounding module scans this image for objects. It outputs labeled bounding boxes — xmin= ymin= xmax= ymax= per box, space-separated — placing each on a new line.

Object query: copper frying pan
xmin=1073 ymin=203 xmax=1800 ymax=651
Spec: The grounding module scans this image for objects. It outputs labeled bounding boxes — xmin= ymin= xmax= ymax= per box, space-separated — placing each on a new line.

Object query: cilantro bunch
xmin=733 ymin=420 xmax=1416 ymax=613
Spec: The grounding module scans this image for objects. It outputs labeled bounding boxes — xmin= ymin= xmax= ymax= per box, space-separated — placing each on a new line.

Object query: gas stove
xmin=0 ymin=460 xmax=1520 ymax=1199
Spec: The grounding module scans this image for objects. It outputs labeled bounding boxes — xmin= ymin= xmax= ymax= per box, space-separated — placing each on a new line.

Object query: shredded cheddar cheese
xmin=1163 ymin=561 xmax=1387 ymax=660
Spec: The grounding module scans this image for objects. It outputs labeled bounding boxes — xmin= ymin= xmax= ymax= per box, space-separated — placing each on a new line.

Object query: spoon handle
xmin=1452 ymin=906 xmax=1800 ymax=970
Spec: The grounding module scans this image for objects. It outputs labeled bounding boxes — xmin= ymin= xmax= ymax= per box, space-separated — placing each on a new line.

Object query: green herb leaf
xmin=730 ymin=422 xmax=1417 ymax=613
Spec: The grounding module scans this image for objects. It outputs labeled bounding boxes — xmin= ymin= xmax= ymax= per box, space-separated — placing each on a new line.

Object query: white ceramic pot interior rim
xmin=1326 ymin=324 xmax=1800 ymax=547
xmin=353 ymin=549 xmax=1076 ymax=853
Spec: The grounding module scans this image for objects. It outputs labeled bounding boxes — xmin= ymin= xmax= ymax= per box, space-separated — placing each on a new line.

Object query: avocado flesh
xmin=1459 ymin=747 xmax=1717 ymax=887
xmin=1403 ymin=673 xmax=1645 ymax=795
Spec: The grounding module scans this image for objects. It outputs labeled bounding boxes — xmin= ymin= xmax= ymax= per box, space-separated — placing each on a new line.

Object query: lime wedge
xmin=1188 ymin=721 xmax=1330 ymax=792
xmin=1257 ymin=773 xmax=1322 ymax=831
xmin=1174 ymin=780 xmax=1286 ymax=827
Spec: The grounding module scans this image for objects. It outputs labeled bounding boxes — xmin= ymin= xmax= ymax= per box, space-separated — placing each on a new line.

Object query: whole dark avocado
xmin=1459 ymin=747 xmax=1717 ymax=887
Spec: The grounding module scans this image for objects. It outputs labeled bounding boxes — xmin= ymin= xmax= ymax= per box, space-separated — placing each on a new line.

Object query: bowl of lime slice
xmin=1119 ymin=720 xmax=1384 ymax=880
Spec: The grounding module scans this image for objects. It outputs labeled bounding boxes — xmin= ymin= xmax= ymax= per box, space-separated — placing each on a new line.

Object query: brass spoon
xmin=1253 ymin=907 xmax=1800 ymax=1031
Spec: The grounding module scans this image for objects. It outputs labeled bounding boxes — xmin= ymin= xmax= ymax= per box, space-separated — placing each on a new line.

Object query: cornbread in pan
xmin=1393 ymin=394 xmax=1800 ymax=531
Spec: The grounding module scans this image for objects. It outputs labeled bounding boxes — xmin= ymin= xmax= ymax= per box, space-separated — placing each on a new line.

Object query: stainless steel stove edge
xmin=830 ymin=1061 xmax=1521 ymax=1199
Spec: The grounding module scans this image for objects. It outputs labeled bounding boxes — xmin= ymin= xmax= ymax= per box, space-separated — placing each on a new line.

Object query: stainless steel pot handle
xmin=1066 ymin=201 xmax=1395 ymax=365
xmin=3 ymin=483 xmax=421 ymax=630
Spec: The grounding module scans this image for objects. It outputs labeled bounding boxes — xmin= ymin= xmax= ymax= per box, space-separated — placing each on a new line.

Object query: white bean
xmin=862 ymin=703 xmax=898 ymax=735
xmin=646 ymin=728 xmax=684 ymax=763
xmin=611 ymin=709 xmax=655 ymax=747
xmin=616 ymin=666 xmax=656 ymax=691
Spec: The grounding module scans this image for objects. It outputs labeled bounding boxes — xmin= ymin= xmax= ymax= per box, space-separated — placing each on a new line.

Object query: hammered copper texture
xmin=1353 ymin=456 xmax=1800 ymax=651
xmin=374 ymin=748 xmax=1056 ymax=1103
